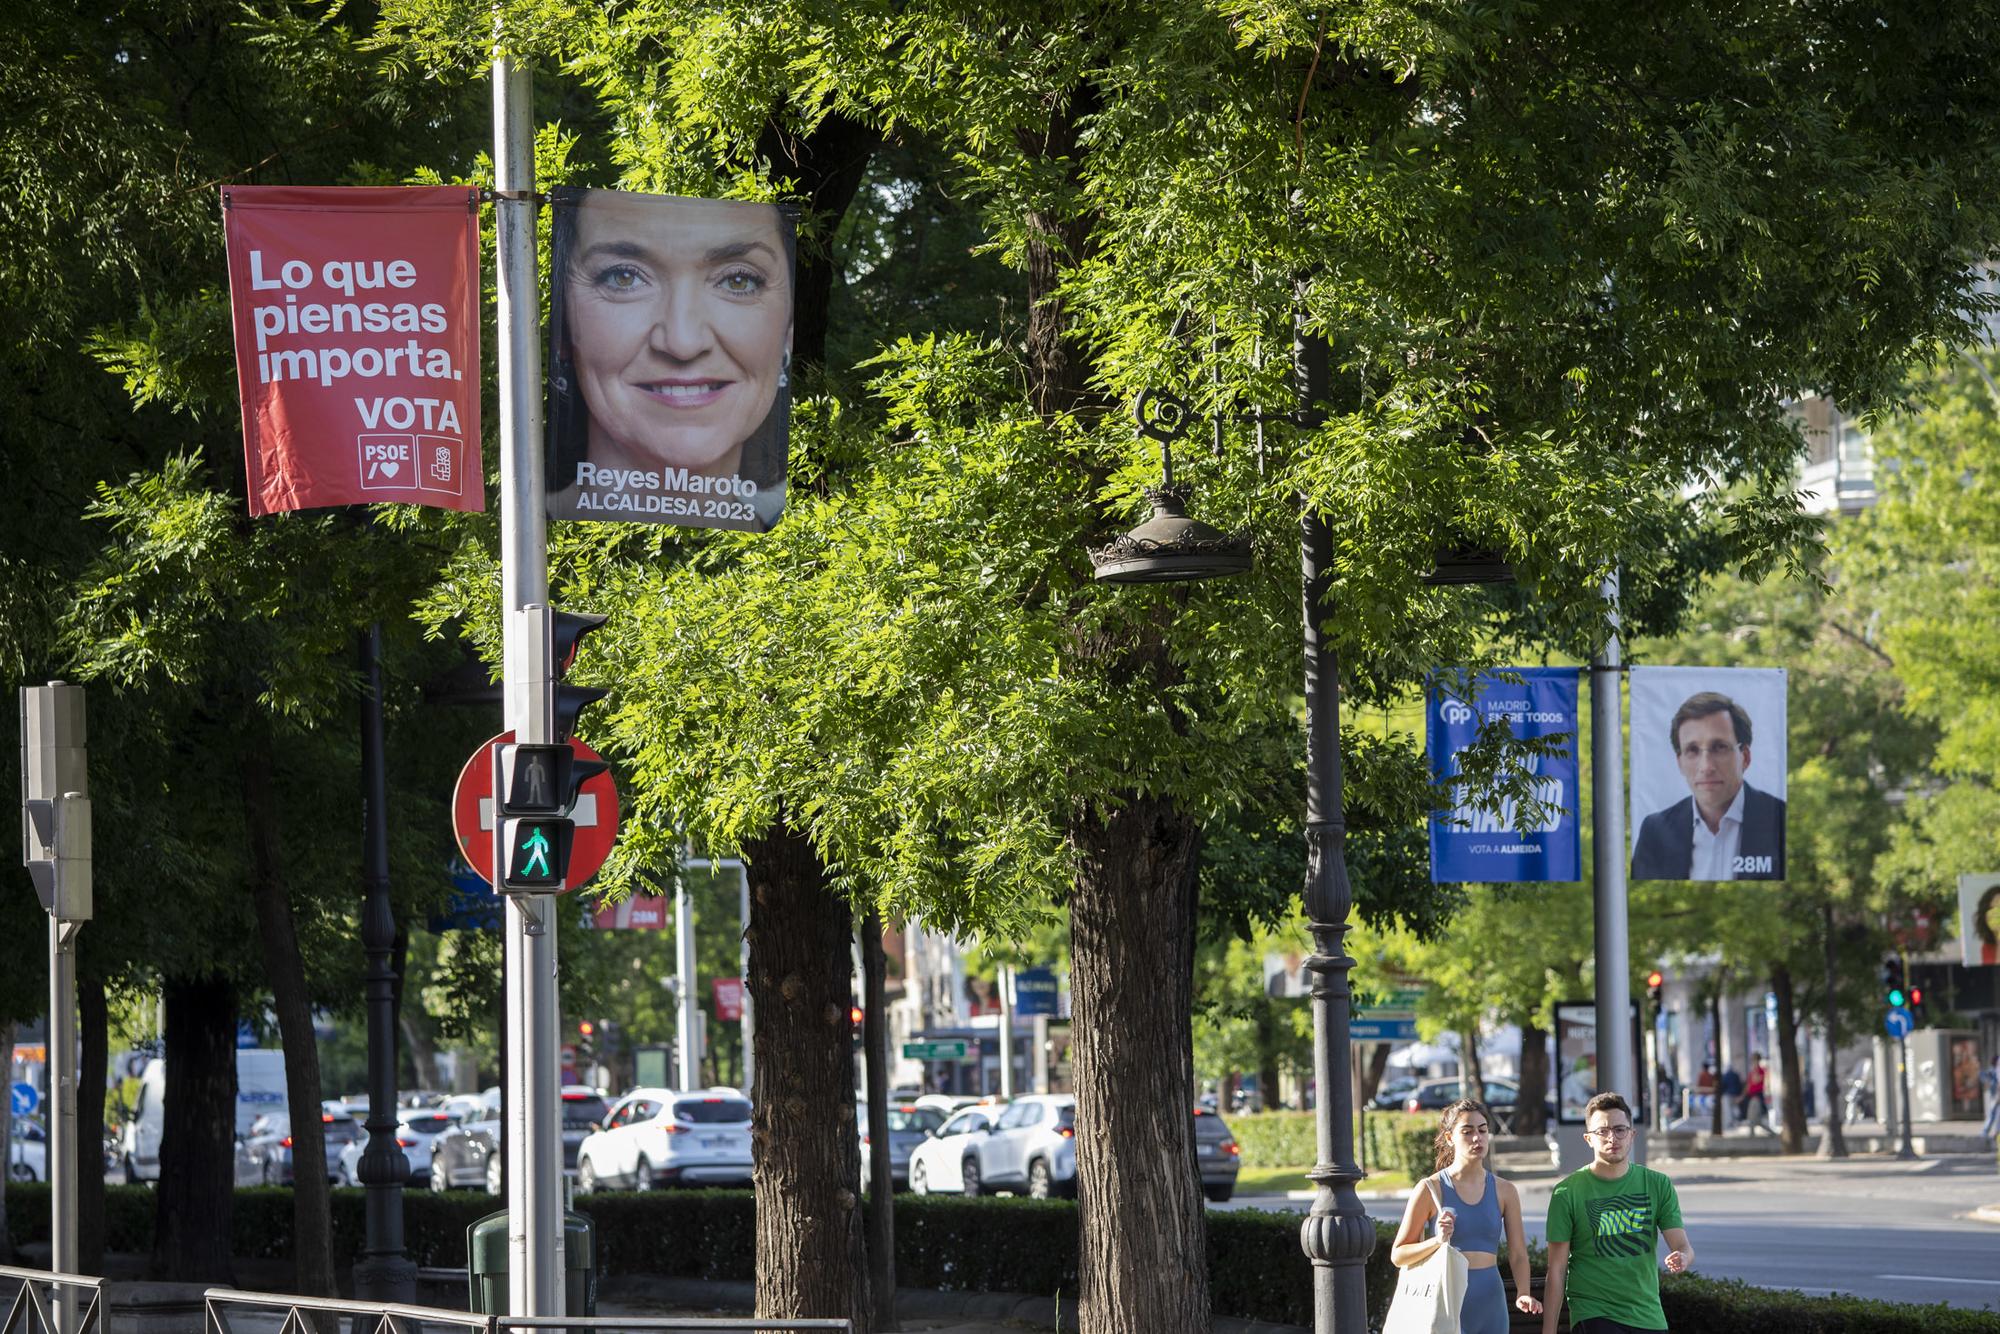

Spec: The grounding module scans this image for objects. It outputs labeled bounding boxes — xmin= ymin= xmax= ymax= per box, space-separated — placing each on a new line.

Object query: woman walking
xmin=1391 ymin=1099 xmax=1543 ymax=1333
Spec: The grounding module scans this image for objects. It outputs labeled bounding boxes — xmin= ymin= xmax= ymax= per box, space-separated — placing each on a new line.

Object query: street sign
xmin=452 ymin=731 xmax=620 ymax=889
xmin=1012 ymin=967 xmax=1060 ymax=1017
xmin=9 ymin=1082 xmax=37 ymax=1116
xmin=429 ymin=859 xmax=504 ymax=932
xmin=902 ymin=1040 xmax=970 ymax=1061
xmin=1350 ymin=1019 xmax=1420 ymax=1042
xmin=1884 ymin=1007 xmax=1914 ymax=1039
xmin=713 ymin=977 xmax=744 ymax=1022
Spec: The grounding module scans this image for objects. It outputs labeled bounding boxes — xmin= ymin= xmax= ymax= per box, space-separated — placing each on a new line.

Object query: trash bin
xmin=468 ymin=1209 xmax=598 ymax=1316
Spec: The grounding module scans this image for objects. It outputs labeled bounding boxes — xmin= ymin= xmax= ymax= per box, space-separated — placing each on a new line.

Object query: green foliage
xmin=1224 ymin=1111 xmax=1318 ymax=1169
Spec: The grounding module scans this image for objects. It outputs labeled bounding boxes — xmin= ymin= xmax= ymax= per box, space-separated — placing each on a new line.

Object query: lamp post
xmin=1289 ymin=320 xmax=1375 ymax=1331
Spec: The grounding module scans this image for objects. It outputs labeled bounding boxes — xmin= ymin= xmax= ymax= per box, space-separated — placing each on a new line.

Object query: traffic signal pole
xmin=494 ymin=53 xmax=563 ymax=1319
xmin=1592 ymin=572 xmax=1638 ymax=1152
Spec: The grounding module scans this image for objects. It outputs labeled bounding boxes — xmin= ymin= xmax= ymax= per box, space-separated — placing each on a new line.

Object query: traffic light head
xmin=553 ymin=612 xmax=609 ymax=742
xmin=1646 ymin=970 xmax=1664 ymax=990
xmin=500 ymin=816 xmax=573 ymax=892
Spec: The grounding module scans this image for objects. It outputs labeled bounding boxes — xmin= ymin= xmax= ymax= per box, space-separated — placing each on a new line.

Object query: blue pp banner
xmin=1428 ymin=668 xmax=1581 ymax=883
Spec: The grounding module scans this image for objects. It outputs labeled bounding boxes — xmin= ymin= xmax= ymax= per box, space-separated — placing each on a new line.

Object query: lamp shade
xmin=1089 ymin=486 xmax=1253 ymax=584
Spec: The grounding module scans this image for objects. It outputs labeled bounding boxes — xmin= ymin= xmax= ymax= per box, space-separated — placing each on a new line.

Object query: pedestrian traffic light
xmin=493 ymin=605 xmax=610 ymax=892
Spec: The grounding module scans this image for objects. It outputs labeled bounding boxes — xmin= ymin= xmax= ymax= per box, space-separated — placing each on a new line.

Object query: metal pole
xmin=676 ymin=883 xmax=699 ymax=1090
xmin=1032 ymin=1014 xmax=1051 ymax=1094
xmin=739 ymin=868 xmax=754 ymax=1096
xmin=50 ymin=917 xmax=77 ymax=1309
xmin=861 ymin=909 xmax=896 ymax=1329
xmin=1592 ymin=572 xmax=1637 ymax=1150
xmin=354 ymin=621 xmax=414 ymax=1301
xmin=997 ymin=966 xmax=1015 ymax=1100
xmin=1894 ymin=1031 xmax=1916 ymax=1159
xmin=1293 ymin=314 xmax=1373 ymax=1333
xmin=494 ymin=52 xmax=561 ymax=1319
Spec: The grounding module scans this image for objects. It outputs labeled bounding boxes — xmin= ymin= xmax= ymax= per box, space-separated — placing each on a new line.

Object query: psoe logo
xmin=1440 ymin=700 xmax=1474 ymax=726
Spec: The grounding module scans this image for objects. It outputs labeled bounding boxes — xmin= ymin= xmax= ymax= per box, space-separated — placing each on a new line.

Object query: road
xmin=1222 ymin=1154 xmax=2000 ymax=1312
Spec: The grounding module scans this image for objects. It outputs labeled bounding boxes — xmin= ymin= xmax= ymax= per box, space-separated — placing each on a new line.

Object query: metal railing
xmin=497 ymin=1320 xmax=852 ymax=1332
xmin=0 ymin=1266 xmax=104 ymax=1334
xmin=206 ymin=1288 xmax=489 ymax=1334
xmin=205 ymin=1291 xmax=851 ymax=1334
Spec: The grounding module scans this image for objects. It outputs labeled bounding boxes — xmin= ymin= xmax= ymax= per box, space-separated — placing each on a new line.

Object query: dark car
xmin=1401 ymin=1077 xmax=1551 ymax=1134
xmin=429 ymin=1115 xmax=502 ymax=1193
xmin=856 ymin=1100 xmax=946 ymax=1190
xmin=561 ymin=1089 xmax=609 ymax=1172
xmin=238 ymin=1106 xmax=361 ymax=1186
xmin=1192 ymin=1108 xmax=1240 ymax=1203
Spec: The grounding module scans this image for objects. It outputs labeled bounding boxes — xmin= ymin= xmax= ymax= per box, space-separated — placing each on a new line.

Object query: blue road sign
xmin=1013 ymin=967 xmax=1060 ymax=1017
xmin=1350 ymin=1019 xmax=1420 ymax=1042
xmin=429 ymin=858 xmax=503 ymax=933
xmin=1884 ymin=1007 xmax=1914 ymax=1039
xmin=10 ymin=1082 xmax=38 ymax=1117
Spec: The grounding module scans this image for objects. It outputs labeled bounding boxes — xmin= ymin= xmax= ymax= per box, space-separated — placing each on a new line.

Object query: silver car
xmin=856 ymin=1100 xmax=947 ymax=1190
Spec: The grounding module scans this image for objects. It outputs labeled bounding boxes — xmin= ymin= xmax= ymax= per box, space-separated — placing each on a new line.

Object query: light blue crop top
xmin=1429 ymin=1170 xmax=1502 ymax=1256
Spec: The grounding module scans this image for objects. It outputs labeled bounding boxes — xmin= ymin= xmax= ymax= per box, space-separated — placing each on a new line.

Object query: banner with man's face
xmin=545 ymin=187 xmax=795 ymax=532
xmin=1629 ymin=667 xmax=1787 ymax=881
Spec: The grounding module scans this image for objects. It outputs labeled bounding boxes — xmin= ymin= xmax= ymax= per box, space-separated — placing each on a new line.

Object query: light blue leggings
xmin=1461 ymin=1266 xmax=1507 ymax=1334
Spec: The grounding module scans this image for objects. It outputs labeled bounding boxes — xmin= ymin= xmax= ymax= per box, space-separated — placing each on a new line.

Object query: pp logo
xmin=1440 ymin=700 xmax=1474 ymax=726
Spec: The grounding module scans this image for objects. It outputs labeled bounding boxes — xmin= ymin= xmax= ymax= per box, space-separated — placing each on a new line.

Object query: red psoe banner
xmin=223 ymin=186 xmax=483 ymax=515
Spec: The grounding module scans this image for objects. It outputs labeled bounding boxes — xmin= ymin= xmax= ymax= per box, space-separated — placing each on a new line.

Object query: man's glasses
xmin=1585 ymin=1124 xmax=1634 ymax=1140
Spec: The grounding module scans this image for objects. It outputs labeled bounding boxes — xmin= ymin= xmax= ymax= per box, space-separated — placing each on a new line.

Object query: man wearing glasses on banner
xmin=1542 ymin=1093 xmax=1694 ymax=1334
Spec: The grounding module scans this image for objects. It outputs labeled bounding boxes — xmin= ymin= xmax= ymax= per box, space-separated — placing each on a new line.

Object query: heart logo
xmin=380 ymin=460 xmax=400 ymax=478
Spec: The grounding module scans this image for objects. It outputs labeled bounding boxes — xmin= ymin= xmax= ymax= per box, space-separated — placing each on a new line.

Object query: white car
xmin=9 ymin=1120 xmax=47 ymax=1182
xmin=574 ymin=1088 xmax=753 ymax=1191
xmin=335 ymin=1108 xmax=453 ymax=1186
xmin=908 ymin=1094 xmax=1078 ymax=1199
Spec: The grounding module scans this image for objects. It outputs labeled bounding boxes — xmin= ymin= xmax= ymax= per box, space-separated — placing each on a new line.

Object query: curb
xmin=600 ymin=1274 xmax=1308 ymax=1334
xmin=1970 ymin=1204 xmax=2000 ymax=1226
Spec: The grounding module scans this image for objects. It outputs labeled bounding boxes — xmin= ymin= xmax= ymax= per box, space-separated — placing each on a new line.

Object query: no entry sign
xmin=452 ymin=731 xmax=620 ymax=890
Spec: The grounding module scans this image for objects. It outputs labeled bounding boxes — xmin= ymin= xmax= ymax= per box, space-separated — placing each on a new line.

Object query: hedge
xmin=1228 ymin=1109 xmax=1438 ymax=1177
xmin=8 ymin=1185 xmax=1997 ymax=1333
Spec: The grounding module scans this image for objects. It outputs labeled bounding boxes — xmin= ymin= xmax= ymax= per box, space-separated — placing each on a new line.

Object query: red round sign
xmin=452 ymin=731 xmax=621 ymax=890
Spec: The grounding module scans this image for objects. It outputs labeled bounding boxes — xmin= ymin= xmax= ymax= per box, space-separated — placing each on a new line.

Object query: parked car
xmin=439 ymin=1087 xmax=499 ymax=1126
xmin=905 ymin=1103 xmax=1001 ymax=1197
xmin=906 ymin=1094 xmax=1078 ymax=1200
xmin=1192 ymin=1107 xmax=1240 ymax=1203
xmin=429 ymin=1113 xmax=502 ymax=1194
xmin=561 ymin=1089 xmax=610 ymax=1174
xmin=856 ymin=1099 xmax=947 ymax=1190
xmin=9 ymin=1119 xmax=47 ymax=1183
xmin=1401 ymin=1077 xmax=1548 ymax=1133
xmin=574 ymin=1088 xmax=753 ymax=1191
xmin=912 ymin=1093 xmax=982 ymax=1118
xmin=236 ymin=1106 xmax=362 ymax=1186
xmin=1371 ymin=1077 xmax=1420 ymax=1110
xmin=336 ymin=1108 xmax=454 ymax=1186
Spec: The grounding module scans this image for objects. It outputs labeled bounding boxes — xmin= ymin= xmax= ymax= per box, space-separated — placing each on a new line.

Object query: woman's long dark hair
xmin=545 ymin=186 xmax=798 ymax=494
xmin=1432 ymin=1098 xmax=1492 ymax=1174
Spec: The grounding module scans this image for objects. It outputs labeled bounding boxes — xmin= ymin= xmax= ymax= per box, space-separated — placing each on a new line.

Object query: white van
xmin=121 ymin=1050 xmax=289 ymax=1183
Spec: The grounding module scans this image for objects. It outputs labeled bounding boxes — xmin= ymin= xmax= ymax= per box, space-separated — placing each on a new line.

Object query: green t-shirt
xmin=1546 ymin=1162 xmax=1683 ymax=1330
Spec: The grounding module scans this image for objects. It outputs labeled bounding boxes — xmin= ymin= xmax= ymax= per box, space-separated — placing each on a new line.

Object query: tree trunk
xmin=745 ymin=822 xmax=871 ymax=1331
xmin=242 ymin=733 xmax=335 ymax=1296
xmin=0 ymin=1020 xmax=13 ymax=1265
xmin=150 ymin=973 xmax=236 ymax=1283
xmin=1359 ymin=1042 xmax=1392 ymax=1106
xmin=1816 ymin=899 xmax=1848 ymax=1159
xmin=1254 ymin=1004 xmax=1283 ymax=1110
xmin=1707 ymin=987 xmax=1724 ymax=1136
xmin=1070 ymin=794 xmax=1208 ymax=1334
xmin=1020 ymin=84 xmax=1106 ymax=422
xmin=1771 ymin=963 xmax=1808 ymax=1152
xmin=1460 ymin=1026 xmax=1486 ymax=1107
xmin=79 ymin=965 xmax=108 ymax=1272
xmin=754 ymin=111 xmax=879 ymax=381
xmin=1515 ymin=1019 xmax=1550 ymax=1137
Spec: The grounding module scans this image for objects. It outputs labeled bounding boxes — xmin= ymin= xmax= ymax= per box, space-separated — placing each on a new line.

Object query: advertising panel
xmin=546 ymin=188 xmax=795 ymax=531
xmin=1428 ymin=668 xmax=1581 ymax=883
xmin=1629 ymin=666 xmax=1787 ymax=881
xmin=1553 ymin=1001 xmax=1646 ymax=1125
xmin=223 ymin=186 xmax=482 ymax=515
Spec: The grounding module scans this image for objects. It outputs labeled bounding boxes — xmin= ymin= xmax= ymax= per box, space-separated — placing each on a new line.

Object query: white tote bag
xmin=1381 ymin=1176 xmax=1470 ymax=1334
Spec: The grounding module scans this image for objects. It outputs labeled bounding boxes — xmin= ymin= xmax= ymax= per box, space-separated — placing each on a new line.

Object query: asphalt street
xmin=1222 ymin=1154 xmax=2000 ymax=1312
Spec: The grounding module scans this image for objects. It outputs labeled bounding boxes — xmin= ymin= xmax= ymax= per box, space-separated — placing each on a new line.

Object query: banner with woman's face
xmin=546 ymin=188 xmax=795 ymax=531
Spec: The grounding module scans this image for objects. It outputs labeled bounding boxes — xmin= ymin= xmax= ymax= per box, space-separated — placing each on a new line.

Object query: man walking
xmin=1542 ymin=1093 xmax=1695 ymax=1334
xmin=1738 ymin=1055 xmax=1770 ymax=1135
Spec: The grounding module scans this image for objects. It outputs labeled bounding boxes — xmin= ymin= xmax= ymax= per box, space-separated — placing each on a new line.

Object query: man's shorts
xmin=1572 ymin=1320 xmax=1668 ymax=1334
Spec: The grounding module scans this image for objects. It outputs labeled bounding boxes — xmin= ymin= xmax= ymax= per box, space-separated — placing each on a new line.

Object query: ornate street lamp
xmin=1089 ymin=389 xmax=1253 ymax=584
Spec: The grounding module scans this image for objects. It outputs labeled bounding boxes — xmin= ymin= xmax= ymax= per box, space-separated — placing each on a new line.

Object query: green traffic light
xmin=519 ymin=825 xmax=553 ymax=877
xmin=1887 ymin=988 xmax=1905 ymax=1008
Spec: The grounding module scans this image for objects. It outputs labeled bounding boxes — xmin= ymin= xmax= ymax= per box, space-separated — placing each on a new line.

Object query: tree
xmin=380 ymin=5 xmax=2000 ymax=1331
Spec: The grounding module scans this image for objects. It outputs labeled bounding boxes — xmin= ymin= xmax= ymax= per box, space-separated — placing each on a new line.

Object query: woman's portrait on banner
xmin=546 ymin=188 xmax=794 ymax=531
